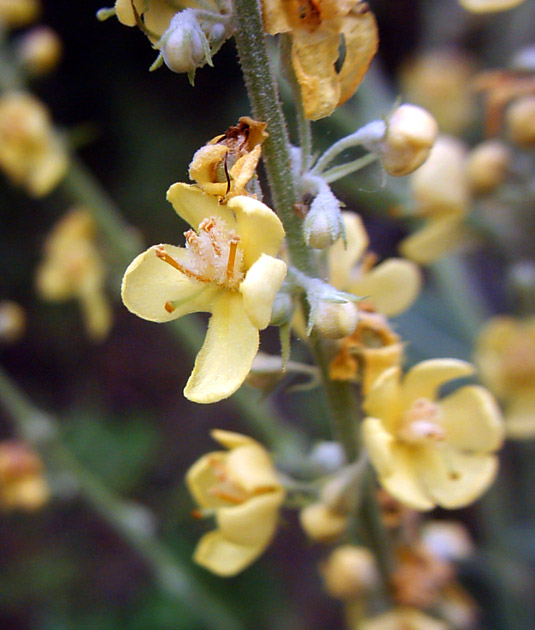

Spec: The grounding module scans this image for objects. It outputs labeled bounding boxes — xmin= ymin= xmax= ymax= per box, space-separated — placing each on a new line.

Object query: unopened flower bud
xmin=380 ymin=104 xmax=438 ymax=177
xmin=17 ymin=26 xmax=62 ymax=76
xmin=162 ymin=11 xmax=207 ymax=73
xmin=270 ymin=290 xmax=293 ymax=326
xmin=466 ymin=140 xmax=511 ymax=194
xmin=506 ymin=96 xmax=535 ymax=148
xmin=421 ymin=521 xmax=474 ymax=562
xmin=303 ymin=187 xmax=343 ymax=249
xmin=321 ymin=545 xmax=379 ymax=600
xmin=315 ymin=300 xmax=358 ymax=339
xmin=300 ymin=502 xmax=348 ymax=543
xmin=0 ymin=301 xmax=26 ymax=343
xmin=0 ymin=0 xmax=40 ymax=28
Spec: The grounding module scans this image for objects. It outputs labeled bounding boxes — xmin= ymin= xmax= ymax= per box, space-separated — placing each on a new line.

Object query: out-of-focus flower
xmin=421 ymin=521 xmax=474 ymax=563
xmin=121 ymin=183 xmax=286 ymax=403
xmin=505 ymin=95 xmax=535 ymax=147
xmin=362 ymin=359 xmax=504 ymax=510
xmin=358 ymin=608 xmax=450 ymax=630
xmin=0 ymin=92 xmax=67 ymax=197
xmin=400 ymin=49 xmax=476 ymax=135
xmin=400 ymin=136 xmax=469 ymax=265
xmin=36 ymin=209 xmax=112 ymax=341
xmin=466 ymin=140 xmax=511 ymax=194
xmin=330 ymin=310 xmax=403 ymax=394
xmin=189 ymin=117 xmax=268 ymax=200
xmin=16 ymin=26 xmax=63 ymax=76
xmin=329 ymin=212 xmax=421 ymax=317
xmin=0 ymin=300 xmax=26 ymax=343
xmin=321 ymin=545 xmax=378 ymax=600
xmin=0 ymin=441 xmax=49 ymax=512
xmin=459 ymin=0 xmax=526 ymax=12
xmin=0 ymin=0 xmax=40 ymax=28
xmin=476 ymin=316 xmax=535 ymax=439
xmin=186 ymin=429 xmax=285 ymax=576
xmin=300 ymin=502 xmax=348 ymax=543
xmin=262 ymin=0 xmax=378 ymax=120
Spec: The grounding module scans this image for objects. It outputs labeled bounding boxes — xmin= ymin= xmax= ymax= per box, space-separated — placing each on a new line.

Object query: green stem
xmin=0 ymin=364 xmax=244 ymax=630
xmin=321 ymin=153 xmax=378 ymax=185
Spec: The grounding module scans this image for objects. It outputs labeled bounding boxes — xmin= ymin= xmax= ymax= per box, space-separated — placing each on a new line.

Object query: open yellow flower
xmin=329 ymin=212 xmax=421 ymax=317
xmin=362 ymin=359 xmax=504 ymax=511
xmin=121 ymin=183 xmax=287 ymax=404
xmin=186 ymin=429 xmax=285 ymax=576
xmin=0 ymin=92 xmax=67 ymax=197
xmin=475 ymin=316 xmax=535 ymax=439
xmin=36 ymin=209 xmax=112 ymax=341
xmin=263 ymin=0 xmax=378 ymax=120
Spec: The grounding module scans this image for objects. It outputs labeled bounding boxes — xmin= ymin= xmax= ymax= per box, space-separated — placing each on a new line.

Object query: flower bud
xmin=458 ymin=0 xmax=526 ymax=12
xmin=0 ymin=441 xmax=50 ymax=512
xmin=321 ymin=545 xmax=379 ymax=600
xmin=162 ymin=11 xmax=207 ymax=73
xmin=0 ymin=301 xmax=26 ymax=343
xmin=506 ymin=96 xmax=535 ymax=148
xmin=269 ymin=290 xmax=293 ymax=326
xmin=16 ymin=26 xmax=62 ymax=76
xmin=0 ymin=0 xmax=40 ymax=28
xmin=300 ymin=503 xmax=348 ymax=543
xmin=379 ymin=104 xmax=438 ymax=177
xmin=315 ymin=300 xmax=359 ymax=339
xmin=421 ymin=521 xmax=474 ymax=562
xmin=303 ymin=187 xmax=343 ymax=249
xmin=466 ymin=140 xmax=511 ymax=194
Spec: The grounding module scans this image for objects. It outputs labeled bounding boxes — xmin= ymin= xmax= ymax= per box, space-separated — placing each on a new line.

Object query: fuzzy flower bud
xmin=506 ymin=96 xmax=535 ymax=148
xmin=0 ymin=301 xmax=26 ymax=343
xmin=269 ymin=289 xmax=294 ymax=326
xmin=0 ymin=0 xmax=40 ymax=28
xmin=315 ymin=300 xmax=359 ymax=339
xmin=379 ymin=104 xmax=438 ymax=177
xmin=300 ymin=502 xmax=348 ymax=543
xmin=321 ymin=545 xmax=379 ymax=600
xmin=303 ymin=187 xmax=344 ymax=249
xmin=162 ymin=11 xmax=207 ymax=73
xmin=16 ymin=26 xmax=62 ymax=76
xmin=466 ymin=140 xmax=511 ymax=194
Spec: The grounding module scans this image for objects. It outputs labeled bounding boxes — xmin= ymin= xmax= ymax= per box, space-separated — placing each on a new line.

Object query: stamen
xmin=164 ymin=301 xmax=176 ymax=313
xmin=226 ymin=235 xmax=240 ymax=282
xmin=154 ymin=246 xmax=212 ymax=283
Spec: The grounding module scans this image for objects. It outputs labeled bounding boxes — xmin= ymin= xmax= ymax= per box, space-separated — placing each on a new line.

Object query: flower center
xmin=397 ymin=397 xmax=446 ymax=445
xmin=155 ymin=216 xmax=244 ymax=296
xmin=206 ymin=456 xmax=250 ymax=505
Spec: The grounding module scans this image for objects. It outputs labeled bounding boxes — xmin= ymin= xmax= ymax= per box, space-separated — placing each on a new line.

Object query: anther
xmin=154 ymin=245 xmax=212 ymax=283
xmin=226 ymin=234 xmax=240 ymax=282
xmin=164 ymin=301 xmax=176 ymax=313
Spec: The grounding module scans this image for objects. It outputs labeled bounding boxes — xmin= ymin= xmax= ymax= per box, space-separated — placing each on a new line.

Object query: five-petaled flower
xmin=186 ymin=429 xmax=285 ymax=576
xmin=362 ymin=359 xmax=504 ymax=510
xmin=121 ymin=183 xmax=287 ymax=403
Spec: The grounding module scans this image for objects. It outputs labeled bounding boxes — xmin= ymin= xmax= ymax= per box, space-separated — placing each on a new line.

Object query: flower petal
xmin=184 ymin=292 xmax=259 ymax=403
xmin=414 ymin=445 xmax=499 ymax=509
xmin=363 ymin=367 xmax=402 ymax=433
xmin=505 ymin=390 xmax=535 ymax=440
xmin=240 ymin=254 xmax=287 ymax=329
xmin=186 ymin=452 xmax=233 ymax=509
xmin=458 ymin=0 xmax=526 ymax=13
xmin=166 ymin=182 xmax=237 ymax=230
xmin=210 ymin=429 xmax=258 ymax=450
xmin=350 ymin=258 xmax=422 ymax=316
xmin=226 ymin=444 xmax=281 ymax=493
xmin=262 ymin=0 xmax=292 ymax=34
xmin=193 ymin=530 xmax=265 ymax=577
xmin=439 ymin=385 xmax=504 ymax=452
xmin=328 ymin=212 xmax=369 ymax=291
xmin=402 ymin=359 xmax=475 ymax=408
xmin=399 ymin=216 xmax=466 ymax=265
xmin=121 ymin=245 xmax=218 ymax=322
xmin=228 ymin=196 xmax=285 ymax=268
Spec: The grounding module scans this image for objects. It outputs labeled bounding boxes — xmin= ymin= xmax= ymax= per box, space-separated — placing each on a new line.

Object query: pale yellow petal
xmin=143 ymin=0 xmax=176 ymax=37
xmin=363 ymin=367 xmax=402 ymax=432
xmin=459 ymin=0 xmax=526 ymax=12
xmin=336 ymin=6 xmax=378 ymax=106
xmin=291 ymin=28 xmax=341 ymax=120
xmin=402 ymin=359 xmax=475 ymax=408
xmin=210 ymin=429 xmax=258 ymax=450
xmin=226 ymin=444 xmax=280 ymax=493
xmin=188 ymin=143 xmax=229 ymax=197
xmin=261 ymin=0 xmax=292 ymax=34
xmin=328 ymin=212 xmax=369 ymax=291
xmin=166 ymin=182 xmax=237 ymax=230
xmin=505 ymin=390 xmax=535 ymax=440
xmin=414 ymin=445 xmax=499 ymax=509
xmin=362 ymin=343 xmax=404 ymax=394
xmin=185 ymin=452 xmax=233 ymax=509
xmin=350 ymin=259 xmax=422 ymax=316
xmin=439 ymin=385 xmax=504 ymax=452
xmin=228 ymin=196 xmax=285 ymax=268
xmin=399 ymin=216 xmax=465 ymax=265
xmin=193 ymin=530 xmax=265 ymax=577
xmin=217 ymin=491 xmax=284 ymax=546
xmin=239 ymin=254 xmax=287 ymax=329
xmin=121 ymin=245 xmax=218 ymax=322
xmin=115 ymin=0 xmax=140 ymax=26
xmin=229 ymin=144 xmax=262 ymax=194
xmin=184 ymin=292 xmax=259 ymax=403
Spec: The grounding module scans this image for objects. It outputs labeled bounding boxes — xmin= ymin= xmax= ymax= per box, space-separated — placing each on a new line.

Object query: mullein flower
xmin=475 ymin=316 xmax=535 ymax=439
xmin=121 ymin=183 xmax=286 ymax=403
xmin=320 ymin=545 xmax=379 ymax=600
xmin=0 ymin=92 xmax=67 ymax=197
xmin=362 ymin=359 xmax=504 ymax=511
xmin=186 ymin=430 xmax=285 ymax=576
xmin=262 ymin=0 xmax=378 ymax=120
xmin=36 ymin=209 xmax=112 ymax=341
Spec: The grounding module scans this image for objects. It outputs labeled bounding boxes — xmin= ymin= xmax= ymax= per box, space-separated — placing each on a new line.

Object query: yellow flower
xmin=400 ymin=136 xmax=469 ymax=265
xmin=0 ymin=441 xmax=50 ymax=512
xmin=357 ymin=608 xmax=450 ymax=630
xmin=186 ymin=429 xmax=285 ymax=576
xmin=189 ymin=117 xmax=268 ymax=200
xmin=114 ymin=0 xmax=177 ymax=38
xmin=329 ymin=212 xmax=421 ymax=317
xmin=0 ymin=92 xmax=67 ymax=197
xmin=36 ymin=209 xmax=112 ymax=341
xmin=121 ymin=183 xmax=287 ymax=403
xmin=0 ymin=0 xmax=40 ymax=28
xmin=262 ymin=0 xmax=378 ymax=120
xmin=362 ymin=359 xmax=504 ymax=511
xmin=475 ymin=316 xmax=535 ymax=439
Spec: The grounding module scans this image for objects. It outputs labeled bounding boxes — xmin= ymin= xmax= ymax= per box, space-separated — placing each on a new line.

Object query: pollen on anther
xmin=164 ymin=301 xmax=176 ymax=313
